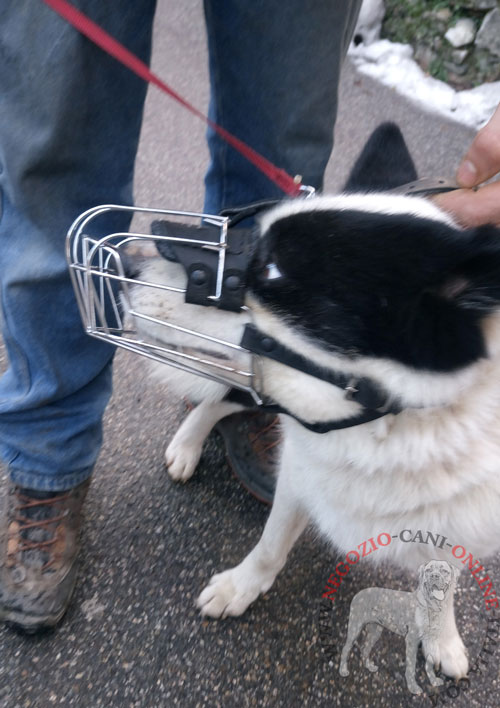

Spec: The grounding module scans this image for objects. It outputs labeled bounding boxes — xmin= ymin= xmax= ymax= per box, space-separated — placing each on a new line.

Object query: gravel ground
xmin=1 ymin=2 xmax=499 ymax=707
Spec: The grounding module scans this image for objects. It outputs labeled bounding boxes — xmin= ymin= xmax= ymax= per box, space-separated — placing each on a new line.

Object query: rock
xmin=415 ymin=44 xmax=436 ymax=72
xmin=476 ymin=8 xmax=500 ymax=57
xmin=444 ymin=61 xmax=469 ymax=77
xmin=435 ymin=8 xmax=452 ymax=22
xmin=470 ymin=0 xmax=497 ymax=9
xmin=445 ymin=18 xmax=477 ymax=48
xmin=452 ymin=49 xmax=469 ymax=64
xmin=352 ymin=0 xmax=385 ymax=46
xmin=476 ymin=49 xmax=496 ymax=74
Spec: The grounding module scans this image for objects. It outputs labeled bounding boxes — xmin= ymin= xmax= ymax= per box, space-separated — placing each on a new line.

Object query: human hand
xmin=434 ymin=103 xmax=500 ymax=228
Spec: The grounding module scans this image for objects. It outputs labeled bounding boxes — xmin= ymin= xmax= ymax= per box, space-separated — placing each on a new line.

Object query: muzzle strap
xmin=224 ymin=387 xmax=392 ymax=434
xmin=241 ymin=324 xmax=400 ymax=413
xmin=230 ymin=324 xmax=402 ymax=433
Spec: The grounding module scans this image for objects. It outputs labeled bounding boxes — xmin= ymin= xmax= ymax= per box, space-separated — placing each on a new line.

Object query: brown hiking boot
xmin=0 ymin=478 xmax=90 ymax=632
xmin=216 ymin=412 xmax=281 ymax=505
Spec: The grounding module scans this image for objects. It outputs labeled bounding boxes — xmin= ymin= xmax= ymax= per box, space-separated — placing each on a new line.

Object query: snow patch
xmin=349 ymin=39 xmax=500 ymax=130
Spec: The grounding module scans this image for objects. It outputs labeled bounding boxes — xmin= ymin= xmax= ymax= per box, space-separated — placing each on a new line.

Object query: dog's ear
xmin=409 ymin=224 xmax=500 ymax=371
xmin=343 ymin=122 xmax=418 ymax=193
xmin=418 ymin=562 xmax=427 ymax=585
xmin=435 ymin=225 xmax=500 ymax=311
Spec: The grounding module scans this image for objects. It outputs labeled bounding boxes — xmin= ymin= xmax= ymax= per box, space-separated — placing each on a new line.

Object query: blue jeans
xmin=0 ymin=1 xmax=360 ymax=491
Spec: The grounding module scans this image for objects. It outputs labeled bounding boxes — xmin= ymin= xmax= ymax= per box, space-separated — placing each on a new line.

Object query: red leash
xmin=41 ymin=0 xmax=302 ymax=198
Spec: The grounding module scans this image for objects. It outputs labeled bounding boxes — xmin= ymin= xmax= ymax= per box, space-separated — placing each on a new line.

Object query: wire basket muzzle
xmin=66 ymin=205 xmax=262 ymax=403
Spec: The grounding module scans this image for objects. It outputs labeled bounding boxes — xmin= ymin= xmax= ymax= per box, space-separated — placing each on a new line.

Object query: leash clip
xmin=299 ymin=184 xmax=316 ymax=199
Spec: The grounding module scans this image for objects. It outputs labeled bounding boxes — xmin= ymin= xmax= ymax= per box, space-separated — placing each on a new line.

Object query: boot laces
xmin=248 ymin=415 xmax=281 ymax=464
xmin=9 ymin=489 xmax=71 ymax=571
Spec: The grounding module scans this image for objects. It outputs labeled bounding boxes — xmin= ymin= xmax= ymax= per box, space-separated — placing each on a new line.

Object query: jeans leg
xmin=0 ymin=0 xmax=157 ymax=490
xmin=203 ymin=0 xmax=362 ymax=213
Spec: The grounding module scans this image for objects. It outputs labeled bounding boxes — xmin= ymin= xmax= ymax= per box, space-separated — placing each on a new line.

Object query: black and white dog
xmin=130 ymin=124 xmax=500 ymax=681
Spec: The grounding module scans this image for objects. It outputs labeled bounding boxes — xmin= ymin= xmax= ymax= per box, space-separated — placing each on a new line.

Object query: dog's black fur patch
xmin=249 ymin=124 xmax=500 ymax=372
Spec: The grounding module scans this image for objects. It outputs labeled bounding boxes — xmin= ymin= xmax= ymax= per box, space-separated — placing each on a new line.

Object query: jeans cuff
xmin=8 ymin=465 xmax=93 ymax=492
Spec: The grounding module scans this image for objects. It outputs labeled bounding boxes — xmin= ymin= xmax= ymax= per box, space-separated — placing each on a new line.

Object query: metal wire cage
xmin=66 ymin=204 xmax=262 ymax=403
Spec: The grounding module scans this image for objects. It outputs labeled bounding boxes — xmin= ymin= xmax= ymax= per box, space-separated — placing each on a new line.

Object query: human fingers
xmin=456 ymin=104 xmax=500 ymax=188
xmin=433 ymin=181 xmax=500 ymax=228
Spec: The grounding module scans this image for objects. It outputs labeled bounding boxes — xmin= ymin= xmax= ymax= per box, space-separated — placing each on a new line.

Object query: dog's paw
xmin=407 ymin=682 xmax=423 ymax=696
xmin=439 ymin=635 xmax=468 ymax=679
xmin=197 ymin=566 xmax=272 ymax=618
xmin=364 ymin=659 xmax=378 ymax=673
xmin=338 ymin=664 xmax=349 ymax=678
xmin=165 ymin=436 xmax=202 ymax=482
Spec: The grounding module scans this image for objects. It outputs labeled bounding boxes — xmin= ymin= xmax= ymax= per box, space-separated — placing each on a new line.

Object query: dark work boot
xmin=216 ymin=412 xmax=281 ymax=505
xmin=0 ymin=478 xmax=90 ymax=632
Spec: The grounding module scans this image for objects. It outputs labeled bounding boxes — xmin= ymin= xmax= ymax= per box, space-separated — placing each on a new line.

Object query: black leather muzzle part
xmin=151 ymin=219 xmax=258 ymax=312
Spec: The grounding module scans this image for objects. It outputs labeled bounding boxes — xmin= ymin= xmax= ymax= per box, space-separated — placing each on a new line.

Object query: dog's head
xmin=418 ymin=560 xmax=457 ymax=605
xmin=246 ymin=123 xmax=500 ymax=418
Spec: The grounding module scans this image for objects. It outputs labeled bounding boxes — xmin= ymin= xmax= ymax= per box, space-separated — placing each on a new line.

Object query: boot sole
xmin=3 ymin=605 xmax=68 ymax=634
xmin=215 ymin=415 xmax=277 ymax=505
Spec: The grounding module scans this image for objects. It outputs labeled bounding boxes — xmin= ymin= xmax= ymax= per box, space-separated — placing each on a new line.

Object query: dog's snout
xmin=121 ymin=252 xmax=143 ymax=280
xmin=120 ymin=241 xmax=160 ymax=280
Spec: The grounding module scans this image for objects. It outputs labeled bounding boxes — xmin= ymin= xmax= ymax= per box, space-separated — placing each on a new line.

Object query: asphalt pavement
xmin=1 ymin=1 xmax=499 ymax=707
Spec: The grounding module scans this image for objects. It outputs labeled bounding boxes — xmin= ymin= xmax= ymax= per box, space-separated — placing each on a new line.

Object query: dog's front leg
xmin=428 ymin=594 xmax=468 ymax=680
xmin=424 ymin=655 xmax=444 ymax=688
xmin=166 ymin=400 xmax=244 ymax=481
xmin=404 ymin=632 xmax=423 ymax=695
xmin=197 ymin=474 xmax=308 ymax=618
